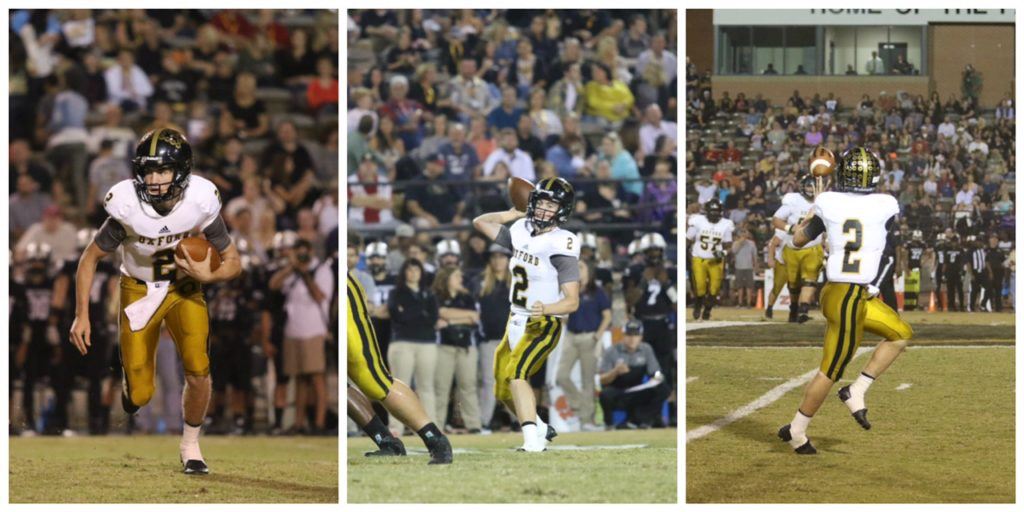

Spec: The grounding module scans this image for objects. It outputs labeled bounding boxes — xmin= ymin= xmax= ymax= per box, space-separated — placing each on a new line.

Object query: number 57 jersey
xmin=104 ymin=175 xmax=222 ymax=283
xmin=814 ymin=191 xmax=899 ymax=284
xmin=686 ymin=214 xmax=735 ymax=259
xmin=507 ymin=218 xmax=580 ymax=317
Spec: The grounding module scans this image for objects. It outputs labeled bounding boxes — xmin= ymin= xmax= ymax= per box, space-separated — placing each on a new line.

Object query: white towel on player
xmin=124 ymin=281 xmax=171 ymax=331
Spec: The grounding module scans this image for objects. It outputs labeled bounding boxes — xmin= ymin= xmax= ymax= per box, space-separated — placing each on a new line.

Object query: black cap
xmin=624 ymin=319 xmax=643 ymax=336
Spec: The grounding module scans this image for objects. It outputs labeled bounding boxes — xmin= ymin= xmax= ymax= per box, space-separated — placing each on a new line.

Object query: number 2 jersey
xmin=496 ymin=218 xmax=580 ymax=317
xmin=686 ymin=214 xmax=734 ymax=259
xmin=97 ymin=175 xmax=227 ymax=282
xmin=813 ymin=191 xmax=899 ymax=285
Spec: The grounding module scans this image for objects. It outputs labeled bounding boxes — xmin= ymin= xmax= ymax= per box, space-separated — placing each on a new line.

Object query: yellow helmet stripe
xmin=860 ymin=147 xmax=869 ymax=188
xmin=149 ymin=129 xmax=164 ymax=157
xmin=546 ymin=178 xmax=556 ymax=190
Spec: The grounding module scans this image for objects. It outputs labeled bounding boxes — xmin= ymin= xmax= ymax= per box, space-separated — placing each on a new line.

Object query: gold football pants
xmin=494 ymin=314 xmax=562 ymax=403
xmin=782 ymin=245 xmax=824 ymax=290
xmin=819 ymin=282 xmax=914 ymax=381
xmin=346 ymin=272 xmax=394 ymax=401
xmin=691 ymin=256 xmax=724 ymax=297
xmin=119 ymin=277 xmax=209 ymax=408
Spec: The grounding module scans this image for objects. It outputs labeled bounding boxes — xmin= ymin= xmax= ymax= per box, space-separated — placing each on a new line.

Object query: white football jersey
xmin=774 ymin=192 xmax=823 ymax=248
xmin=814 ymin=191 xmax=899 ymax=284
xmin=507 ymin=219 xmax=580 ymax=317
xmin=104 ymin=175 xmax=222 ymax=282
xmin=686 ymin=214 xmax=734 ymax=259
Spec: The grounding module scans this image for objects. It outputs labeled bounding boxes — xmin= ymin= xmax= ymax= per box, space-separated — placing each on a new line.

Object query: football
xmin=175 ymin=236 xmax=221 ymax=272
xmin=809 ymin=146 xmax=836 ymax=177
xmin=509 ymin=177 xmax=534 ymax=212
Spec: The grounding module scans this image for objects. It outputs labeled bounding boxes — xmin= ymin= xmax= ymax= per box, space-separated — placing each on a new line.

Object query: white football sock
xmin=791 ymin=410 xmax=812 ymax=436
xmin=521 ymin=423 xmax=538 ymax=448
xmin=535 ymin=416 xmax=548 ymax=441
xmin=843 ymin=373 xmax=874 ymax=412
xmin=180 ymin=423 xmax=204 ymax=461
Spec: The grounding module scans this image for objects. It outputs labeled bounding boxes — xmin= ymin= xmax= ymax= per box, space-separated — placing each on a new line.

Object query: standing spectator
xmin=597 ymin=320 xmax=669 ymax=429
xmin=865 ymin=51 xmax=884 ymax=75
xmin=636 ymin=33 xmax=676 ymax=85
xmin=348 ymin=154 xmax=395 ymax=229
xmin=556 ymin=261 xmax=611 ymax=431
xmin=229 ymin=72 xmax=270 ymax=139
xmin=473 ymin=244 xmax=512 ymax=429
xmin=731 ymin=230 xmax=759 ymax=307
xmin=387 ymin=259 xmax=441 ymax=430
xmin=270 ymin=239 xmax=334 ymax=434
xmin=432 ymin=267 xmax=483 ymax=432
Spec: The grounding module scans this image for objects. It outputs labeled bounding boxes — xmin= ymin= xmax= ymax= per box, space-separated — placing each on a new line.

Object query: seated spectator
xmin=437 ymin=122 xmax=480 ymax=181
xmin=348 ymin=153 xmax=395 ymax=229
xmin=584 ymin=62 xmax=634 ymax=125
xmin=636 ymin=33 xmax=676 ymax=85
xmin=547 ymin=62 xmax=586 ymax=119
xmin=306 ymin=56 xmax=339 ymax=115
xmin=406 ymin=157 xmax=465 ymax=228
xmin=85 ymin=140 xmax=131 ymax=222
xmin=228 ymin=72 xmax=270 ymax=139
xmin=449 ymin=58 xmax=496 ymax=124
xmin=378 ymin=74 xmax=424 ymax=151
xmin=638 ymin=104 xmax=677 ymax=158
xmin=276 ymin=28 xmax=317 ymax=87
xmin=546 ymin=133 xmax=586 ymax=180
xmin=481 ymin=128 xmax=536 ymax=181
xmin=598 ymin=320 xmax=669 ymax=429
xmin=486 ymin=84 xmax=524 ymax=132
xmin=15 ymin=205 xmax=77 ymax=264
xmin=87 ymin=103 xmax=137 ymax=159
xmin=599 ymin=133 xmax=642 ymax=200
xmin=526 ymin=88 xmax=563 ymax=143
xmin=104 ymin=49 xmax=153 ymax=112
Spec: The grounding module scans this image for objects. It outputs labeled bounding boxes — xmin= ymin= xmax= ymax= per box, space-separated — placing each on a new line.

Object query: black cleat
xmin=692 ymin=306 xmax=701 ymax=320
xmin=365 ymin=436 xmax=406 ymax=457
xmin=838 ymin=386 xmax=871 ymax=430
xmin=121 ymin=390 xmax=139 ymax=414
xmin=765 ymin=307 xmax=773 ymax=319
xmin=777 ymin=424 xmax=817 ymax=455
xmin=427 ymin=435 xmax=453 ymax=465
xmin=797 ymin=312 xmax=810 ymax=323
xmin=788 ymin=311 xmax=798 ymax=323
xmin=701 ymin=307 xmax=711 ymax=320
xmin=545 ymin=425 xmax=557 ymax=442
xmin=183 ymin=459 xmax=209 ymax=475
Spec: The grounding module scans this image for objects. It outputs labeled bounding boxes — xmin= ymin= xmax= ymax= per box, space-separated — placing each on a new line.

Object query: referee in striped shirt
xmin=968 ymin=235 xmax=987 ymax=312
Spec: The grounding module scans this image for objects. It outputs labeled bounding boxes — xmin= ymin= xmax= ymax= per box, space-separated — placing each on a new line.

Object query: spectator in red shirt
xmin=307 ymin=56 xmax=339 ymax=115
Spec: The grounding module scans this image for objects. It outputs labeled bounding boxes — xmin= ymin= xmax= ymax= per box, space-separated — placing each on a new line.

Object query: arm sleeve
xmin=202 ymin=216 xmax=232 ymax=252
xmin=550 ymin=255 xmax=581 ymax=284
xmin=94 ymin=218 xmax=127 ymax=252
xmin=772 ymin=204 xmax=790 ymax=220
xmin=598 ymin=348 xmax=614 ymax=373
xmin=494 ymin=225 xmax=512 ymax=250
xmin=870 ymin=216 xmax=898 ymax=288
xmin=801 ymin=215 xmax=826 ymax=239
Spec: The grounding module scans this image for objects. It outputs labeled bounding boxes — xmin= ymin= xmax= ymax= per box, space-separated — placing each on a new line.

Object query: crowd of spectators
xmin=685 ymin=58 xmax=1015 ymax=311
xmin=347 ymin=9 xmax=679 ymax=434
xmin=9 ymin=9 xmax=339 ymax=436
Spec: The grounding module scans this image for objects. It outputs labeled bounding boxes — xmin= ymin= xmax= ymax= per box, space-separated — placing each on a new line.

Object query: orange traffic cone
xmin=928 ymin=291 xmax=937 ymax=312
xmin=756 ymin=289 xmax=764 ymax=310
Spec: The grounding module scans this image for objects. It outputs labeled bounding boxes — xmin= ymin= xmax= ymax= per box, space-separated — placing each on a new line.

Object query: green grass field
xmin=9 ymin=436 xmax=338 ymax=503
xmin=348 ymin=429 xmax=677 ymax=503
xmin=686 ymin=308 xmax=1014 ymax=503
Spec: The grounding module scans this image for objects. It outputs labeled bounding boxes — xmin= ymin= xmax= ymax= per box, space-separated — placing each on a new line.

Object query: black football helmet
xmin=705 ymin=199 xmax=723 ymax=223
xmin=527 ymin=177 xmax=575 ymax=230
xmin=131 ymin=128 xmax=193 ymax=204
xmin=834 ymin=147 xmax=882 ymax=194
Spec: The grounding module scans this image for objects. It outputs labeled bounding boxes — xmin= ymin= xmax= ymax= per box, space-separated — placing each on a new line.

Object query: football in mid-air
xmin=176 ymin=236 xmax=221 ymax=272
xmin=809 ymin=146 xmax=836 ymax=177
xmin=509 ymin=177 xmax=534 ymax=212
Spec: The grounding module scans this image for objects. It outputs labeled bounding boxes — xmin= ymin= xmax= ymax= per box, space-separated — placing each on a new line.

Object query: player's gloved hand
xmin=866 ymin=284 xmax=881 ymax=298
xmin=713 ymin=250 xmax=725 ymax=260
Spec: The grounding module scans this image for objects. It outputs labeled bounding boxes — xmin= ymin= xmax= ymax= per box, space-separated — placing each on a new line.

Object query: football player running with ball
xmin=69 ymin=129 xmax=243 ymax=474
xmin=778 ymin=148 xmax=913 ymax=454
xmin=687 ymin=199 xmax=734 ymax=320
xmin=473 ymin=177 xmax=581 ymax=452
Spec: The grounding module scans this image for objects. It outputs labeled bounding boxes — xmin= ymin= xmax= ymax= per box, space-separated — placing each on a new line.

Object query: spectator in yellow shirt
xmin=584 ymin=62 xmax=635 ymax=124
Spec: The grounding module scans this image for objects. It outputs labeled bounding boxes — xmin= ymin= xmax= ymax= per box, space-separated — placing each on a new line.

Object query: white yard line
xmin=686 ymin=376 xmax=699 ymax=383
xmin=685 ymin=321 xmax=763 ymax=331
xmin=686 ymin=334 xmax=1010 ymax=442
xmin=896 ymin=383 xmax=913 ymax=391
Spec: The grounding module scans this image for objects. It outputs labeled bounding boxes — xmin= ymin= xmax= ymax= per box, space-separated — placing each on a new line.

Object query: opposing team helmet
xmin=835 ymin=147 xmax=882 ymax=194
xmin=627 ymin=239 xmax=639 ymax=257
xmin=435 ymin=239 xmax=461 ymax=265
xmin=580 ymin=232 xmax=598 ymax=250
xmin=911 ymin=229 xmax=923 ymax=242
xmin=364 ymin=241 xmax=388 ymax=258
xmin=527 ymin=177 xmax=576 ymax=230
xmin=131 ymin=128 xmax=193 ymax=204
xmin=638 ymin=233 xmax=667 ymax=252
xmin=705 ymin=199 xmax=723 ymax=223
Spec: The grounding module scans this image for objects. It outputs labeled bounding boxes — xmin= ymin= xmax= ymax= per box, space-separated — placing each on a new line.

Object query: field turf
xmin=348 ymin=429 xmax=677 ymax=503
xmin=9 ymin=435 xmax=338 ymax=503
xmin=686 ymin=308 xmax=1014 ymax=503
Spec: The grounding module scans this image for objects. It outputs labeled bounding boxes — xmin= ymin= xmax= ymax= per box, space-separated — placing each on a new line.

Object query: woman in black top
xmin=228 ymin=72 xmax=269 ymax=139
xmin=432 ymin=267 xmax=482 ymax=432
xmin=474 ymin=246 xmax=512 ymax=429
xmin=275 ymin=28 xmax=317 ymax=87
xmin=385 ymin=259 xmax=441 ymax=430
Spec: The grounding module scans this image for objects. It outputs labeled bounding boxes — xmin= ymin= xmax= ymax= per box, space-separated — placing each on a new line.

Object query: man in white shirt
xmin=270 ymin=240 xmax=335 ymax=433
xmin=865 ymin=51 xmax=884 ymax=75
xmin=955 ymin=183 xmax=975 ymax=206
xmin=104 ymin=49 xmax=154 ymax=111
xmin=449 ymin=58 xmax=497 ymax=123
xmin=638 ymin=104 xmax=677 ymax=157
xmin=937 ymin=116 xmax=957 ymax=141
xmin=636 ymin=33 xmax=677 ymax=85
xmin=482 ymin=128 xmax=535 ymax=181
xmin=695 ymin=179 xmax=716 ymax=205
